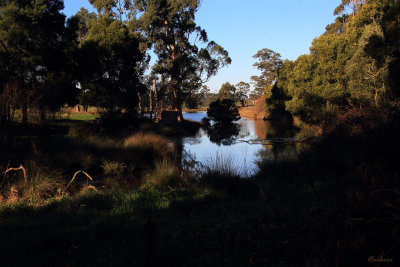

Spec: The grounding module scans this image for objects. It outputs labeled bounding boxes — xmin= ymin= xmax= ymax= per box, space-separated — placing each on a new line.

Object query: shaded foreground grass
xmin=0 ymin=109 xmax=399 ymax=266
xmin=0 ymin=187 xmax=327 ymax=266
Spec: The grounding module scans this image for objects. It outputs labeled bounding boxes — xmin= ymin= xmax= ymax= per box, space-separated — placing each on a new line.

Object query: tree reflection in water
xmin=255 ymin=119 xmax=301 ymax=160
xmin=207 ymin=122 xmax=240 ymax=146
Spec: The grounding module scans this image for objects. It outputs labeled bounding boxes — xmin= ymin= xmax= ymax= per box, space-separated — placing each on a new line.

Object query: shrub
xmin=207 ymin=99 xmax=240 ymax=124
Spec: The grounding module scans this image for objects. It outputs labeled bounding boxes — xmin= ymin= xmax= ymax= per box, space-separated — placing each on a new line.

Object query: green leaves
xmin=78 ymin=12 xmax=145 ymax=113
xmin=251 ymin=48 xmax=282 ymax=97
xmin=130 ymin=0 xmax=230 ymax=119
xmin=217 ymin=82 xmax=236 ymax=101
xmin=277 ymin=0 xmax=400 ymax=124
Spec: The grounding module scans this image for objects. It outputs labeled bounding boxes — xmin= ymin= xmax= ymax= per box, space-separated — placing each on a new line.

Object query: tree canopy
xmin=207 ymin=99 xmax=240 ymax=124
xmin=0 ymin=0 xmax=230 ymax=125
xmin=0 ymin=0 xmax=79 ymax=123
xmin=217 ymin=82 xmax=236 ymax=100
xmin=235 ymin=81 xmax=250 ymax=107
xmin=133 ymin=0 xmax=231 ymax=120
xmin=250 ymin=49 xmax=282 ymax=98
xmin=265 ymin=0 xmax=400 ymax=124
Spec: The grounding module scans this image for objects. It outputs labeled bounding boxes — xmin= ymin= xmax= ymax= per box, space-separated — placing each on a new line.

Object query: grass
xmin=143 ymin=159 xmax=184 ymax=190
xmin=1 ymin=161 xmax=64 ymax=205
xmin=0 ymin=187 xmax=320 ymax=266
xmin=0 ymin=107 xmax=398 ymax=266
xmin=65 ymin=113 xmax=99 ymax=121
xmin=123 ymin=133 xmax=175 ymax=160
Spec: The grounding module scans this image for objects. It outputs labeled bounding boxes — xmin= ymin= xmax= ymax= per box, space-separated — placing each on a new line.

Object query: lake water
xmin=182 ymin=112 xmax=303 ymax=176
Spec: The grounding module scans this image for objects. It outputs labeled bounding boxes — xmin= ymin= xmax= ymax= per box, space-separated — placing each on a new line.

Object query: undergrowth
xmin=0 ymin=108 xmax=398 ymax=266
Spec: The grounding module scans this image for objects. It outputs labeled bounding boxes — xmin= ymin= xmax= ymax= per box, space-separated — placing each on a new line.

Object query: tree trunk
xmin=374 ymin=79 xmax=379 ymax=107
xmin=40 ymin=108 xmax=46 ymax=123
xmin=150 ymin=78 xmax=155 ymax=120
xmin=137 ymin=91 xmax=142 ymax=116
xmin=22 ymin=103 xmax=28 ymax=125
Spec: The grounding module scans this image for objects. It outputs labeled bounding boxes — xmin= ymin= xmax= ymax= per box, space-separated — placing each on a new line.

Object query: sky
xmin=63 ymin=0 xmax=341 ymax=93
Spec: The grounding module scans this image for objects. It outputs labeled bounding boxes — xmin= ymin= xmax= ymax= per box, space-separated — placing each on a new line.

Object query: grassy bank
xmin=0 ymin=109 xmax=398 ymax=266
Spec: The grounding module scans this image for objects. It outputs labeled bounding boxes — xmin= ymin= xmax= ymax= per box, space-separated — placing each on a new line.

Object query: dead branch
xmin=66 ymin=170 xmax=93 ymax=190
xmin=1 ymin=164 xmax=27 ymax=185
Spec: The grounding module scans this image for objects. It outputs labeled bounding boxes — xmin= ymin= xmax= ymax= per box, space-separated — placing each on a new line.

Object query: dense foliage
xmin=0 ymin=0 xmax=78 ymax=124
xmin=254 ymin=0 xmax=400 ymax=124
xmin=207 ymin=99 xmax=240 ymax=124
xmin=0 ymin=0 xmax=230 ymax=125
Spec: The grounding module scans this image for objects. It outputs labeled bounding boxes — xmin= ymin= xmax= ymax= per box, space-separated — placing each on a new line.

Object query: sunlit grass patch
xmin=123 ymin=133 xmax=175 ymax=160
xmin=67 ymin=113 xmax=99 ymax=121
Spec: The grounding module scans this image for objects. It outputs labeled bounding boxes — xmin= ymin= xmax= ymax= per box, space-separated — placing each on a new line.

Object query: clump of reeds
xmin=143 ymin=159 xmax=183 ymax=190
xmin=198 ymin=152 xmax=258 ymax=198
xmin=101 ymin=160 xmax=127 ymax=176
xmin=202 ymin=151 xmax=245 ymax=177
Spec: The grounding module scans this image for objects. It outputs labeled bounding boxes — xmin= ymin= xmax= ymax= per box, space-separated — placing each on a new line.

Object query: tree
xmin=73 ymin=7 xmax=97 ymax=42
xmin=133 ymin=0 xmax=231 ymax=121
xmin=207 ymin=99 xmax=240 ymax=124
xmin=278 ymin=0 xmax=400 ymax=124
xmin=0 ymin=0 xmax=79 ymax=124
xmin=251 ymin=48 xmax=282 ymax=98
xmin=334 ymin=0 xmax=367 ymax=17
xmin=235 ymin=81 xmax=250 ymax=107
xmin=217 ymin=82 xmax=236 ymax=100
xmin=77 ymin=3 xmax=146 ymax=115
xmin=184 ymin=85 xmax=209 ymax=109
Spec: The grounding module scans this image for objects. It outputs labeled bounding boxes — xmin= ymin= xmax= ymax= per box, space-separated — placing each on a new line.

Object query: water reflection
xmin=182 ymin=112 xmax=305 ymax=175
xmin=254 ymin=119 xmax=300 ymax=160
xmin=207 ymin=123 xmax=240 ymax=146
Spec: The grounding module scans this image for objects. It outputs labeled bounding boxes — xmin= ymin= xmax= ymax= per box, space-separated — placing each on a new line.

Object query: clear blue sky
xmin=63 ymin=0 xmax=341 ymax=93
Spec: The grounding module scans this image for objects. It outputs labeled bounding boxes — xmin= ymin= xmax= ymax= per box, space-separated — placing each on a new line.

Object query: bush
xmin=207 ymin=99 xmax=240 ymax=124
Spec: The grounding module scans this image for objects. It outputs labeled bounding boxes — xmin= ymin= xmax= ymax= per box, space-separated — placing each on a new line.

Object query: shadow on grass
xmin=0 ymin=108 xmax=398 ymax=266
xmin=0 ymin=187 xmax=328 ymax=266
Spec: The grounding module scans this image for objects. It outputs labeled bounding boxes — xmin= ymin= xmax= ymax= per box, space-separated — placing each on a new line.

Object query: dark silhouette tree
xmin=0 ymin=0 xmax=79 ymax=124
xmin=77 ymin=3 xmax=146 ymax=115
xmin=207 ymin=99 xmax=240 ymax=124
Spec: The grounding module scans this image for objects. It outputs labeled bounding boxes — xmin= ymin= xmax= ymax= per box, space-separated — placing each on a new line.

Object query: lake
xmin=182 ymin=111 xmax=304 ymax=176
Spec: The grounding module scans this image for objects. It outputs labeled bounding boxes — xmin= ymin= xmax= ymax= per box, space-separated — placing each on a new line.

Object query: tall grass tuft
xmin=123 ymin=133 xmax=175 ymax=160
xmin=199 ymin=152 xmax=258 ymax=198
xmin=22 ymin=161 xmax=63 ymax=204
xmin=143 ymin=159 xmax=183 ymax=190
xmin=101 ymin=160 xmax=127 ymax=176
xmin=0 ymin=161 xmax=64 ymax=204
xmin=202 ymin=151 xmax=244 ymax=177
